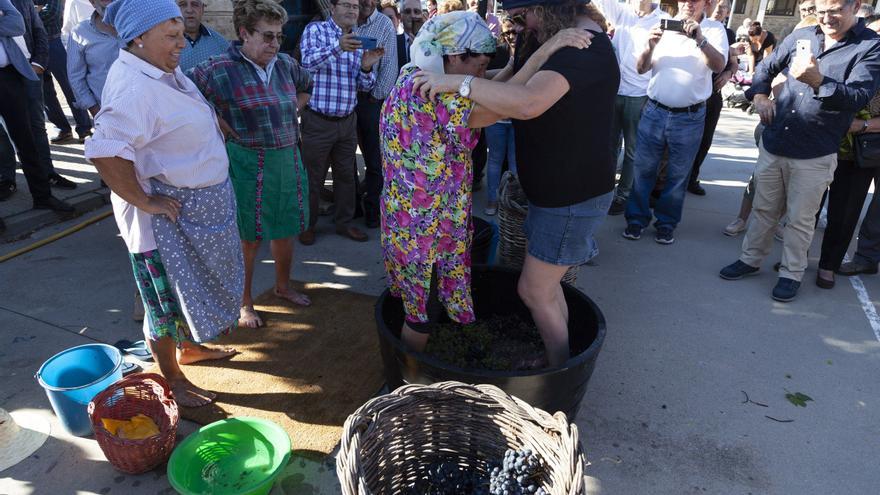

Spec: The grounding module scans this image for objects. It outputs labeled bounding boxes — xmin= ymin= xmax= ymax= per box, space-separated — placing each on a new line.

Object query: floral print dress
xmin=380 ymin=66 xmax=481 ymax=325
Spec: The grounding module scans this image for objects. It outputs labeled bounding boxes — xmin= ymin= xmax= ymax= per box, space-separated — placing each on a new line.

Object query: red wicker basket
xmin=87 ymin=373 xmax=179 ymax=474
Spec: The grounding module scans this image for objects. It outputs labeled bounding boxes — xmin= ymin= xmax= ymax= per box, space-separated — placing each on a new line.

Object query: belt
xmin=305 ymin=107 xmax=352 ymax=121
xmin=649 ymin=99 xmax=705 ymax=113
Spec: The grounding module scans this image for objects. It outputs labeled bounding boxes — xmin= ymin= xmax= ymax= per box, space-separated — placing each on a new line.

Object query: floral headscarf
xmin=410 ymin=11 xmax=497 ymax=74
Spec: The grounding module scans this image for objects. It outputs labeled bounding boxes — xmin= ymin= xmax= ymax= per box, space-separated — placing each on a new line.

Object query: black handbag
xmin=853 ymin=132 xmax=880 ymax=169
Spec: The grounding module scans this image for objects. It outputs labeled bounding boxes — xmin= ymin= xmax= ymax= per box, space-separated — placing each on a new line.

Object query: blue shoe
xmin=622 ymin=224 xmax=642 ymax=240
xmin=772 ymin=278 xmax=801 ymax=302
xmin=655 ymin=228 xmax=675 ymax=245
xmin=719 ymin=260 xmax=760 ymax=280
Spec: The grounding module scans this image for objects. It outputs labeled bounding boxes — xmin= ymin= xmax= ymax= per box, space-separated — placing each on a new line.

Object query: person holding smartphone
xmin=621 ymin=0 xmax=728 ymax=245
xmin=299 ymin=0 xmax=385 ymax=245
xmin=720 ymin=0 xmax=880 ymax=302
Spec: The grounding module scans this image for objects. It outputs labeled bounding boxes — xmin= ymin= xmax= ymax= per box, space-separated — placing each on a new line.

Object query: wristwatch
xmin=459 ymin=75 xmax=475 ymax=98
xmin=697 ymin=37 xmax=708 ymax=49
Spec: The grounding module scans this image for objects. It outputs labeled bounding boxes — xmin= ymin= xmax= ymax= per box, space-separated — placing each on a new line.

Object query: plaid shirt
xmin=189 ymin=43 xmax=313 ymax=150
xmin=179 ymin=24 xmax=229 ymax=73
xmin=301 ymin=18 xmax=375 ymax=117
xmin=354 ymin=9 xmax=397 ymax=100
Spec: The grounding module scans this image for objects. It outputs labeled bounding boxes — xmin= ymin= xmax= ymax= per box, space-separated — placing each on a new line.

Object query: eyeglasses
xmin=337 ymin=2 xmax=360 ymax=10
xmin=254 ymin=30 xmax=286 ymax=44
xmin=799 ymin=6 xmax=816 ymax=14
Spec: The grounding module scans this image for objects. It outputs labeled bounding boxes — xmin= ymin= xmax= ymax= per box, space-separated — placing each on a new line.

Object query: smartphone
xmin=660 ymin=19 xmax=684 ymax=32
xmin=796 ymin=39 xmax=811 ymax=59
xmin=354 ymin=36 xmax=379 ymax=50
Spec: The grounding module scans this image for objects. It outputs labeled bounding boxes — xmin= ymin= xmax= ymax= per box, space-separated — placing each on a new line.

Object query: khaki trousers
xmin=300 ymin=109 xmax=358 ymax=231
xmin=740 ymin=142 xmax=837 ymax=281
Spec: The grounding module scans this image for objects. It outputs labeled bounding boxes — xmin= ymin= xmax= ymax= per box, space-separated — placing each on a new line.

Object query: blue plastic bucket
xmin=36 ymin=343 xmax=124 ymax=436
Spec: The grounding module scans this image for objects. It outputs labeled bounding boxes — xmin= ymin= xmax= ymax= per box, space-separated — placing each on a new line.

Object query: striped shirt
xmin=301 ymin=18 xmax=375 ymax=117
xmin=67 ymin=16 xmax=124 ymax=110
xmin=189 ymin=43 xmax=313 ymax=150
xmin=179 ymin=24 xmax=229 ymax=73
xmin=85 ymin=49 xmax=229 ymax=253
xmin=354 ymin=9 xmax=397 ymax=100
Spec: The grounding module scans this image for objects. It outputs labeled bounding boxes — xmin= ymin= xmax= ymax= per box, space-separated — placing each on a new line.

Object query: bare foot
xmin=239 ymin=306 xmax=264 ymax=328
xmin=169 ymin=378 xmax=216 ymax=407
xmin=274 ymin=286 xmax=312 ymax=306
xmin=177 ymin=342 xmax=238 ymax=365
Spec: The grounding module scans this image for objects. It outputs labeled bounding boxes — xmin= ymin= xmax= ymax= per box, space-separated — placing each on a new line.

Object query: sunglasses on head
xmin=509 ymin=10 xmax=529 ymax=26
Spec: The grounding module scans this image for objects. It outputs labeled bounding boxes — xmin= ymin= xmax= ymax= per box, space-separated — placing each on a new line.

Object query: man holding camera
xmin=622 ymin=0 xmax=728 ymax=245
xmin=299 ymin=0 xmax=385 ymax=244
xmin=720 ymin=0 xmax=880 ymax=302
xmin=354 ymin=0 xmax=397 ymax=229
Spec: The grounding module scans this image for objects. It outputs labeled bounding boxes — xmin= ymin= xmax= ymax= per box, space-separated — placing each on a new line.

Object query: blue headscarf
xmin=104 ymin=0 xmax=183 ymax=44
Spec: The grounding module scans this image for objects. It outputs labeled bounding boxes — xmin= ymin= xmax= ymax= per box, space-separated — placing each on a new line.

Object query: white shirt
xmin=84 ymin=50 xmax=230 ymax=253
xmin=647 ymin=17 xmax=729 ymax=108
xmin=242 ymin=52 xmax=277 ymax=85
xmin=595 ymin=0 xmax=669 ymax=97
xmin=61 ymin=0 xmax=94 ymax=48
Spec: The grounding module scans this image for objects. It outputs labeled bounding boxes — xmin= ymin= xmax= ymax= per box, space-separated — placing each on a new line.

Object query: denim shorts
xmin=524 ymin=192 xmax=614 ymax=266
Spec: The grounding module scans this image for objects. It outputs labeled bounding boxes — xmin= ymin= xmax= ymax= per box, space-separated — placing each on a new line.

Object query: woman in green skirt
xmin=190 ymin=0 xmax=313 ymax=327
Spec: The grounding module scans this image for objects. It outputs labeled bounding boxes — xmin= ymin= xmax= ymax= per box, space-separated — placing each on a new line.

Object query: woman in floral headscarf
xmin=379 ymin=11 xmax=585 ymax=352
xmin=380 ymin=11 xmax=498 ymax=352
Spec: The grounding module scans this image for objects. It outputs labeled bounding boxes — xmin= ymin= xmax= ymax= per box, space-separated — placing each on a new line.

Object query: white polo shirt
xmin=646 ymin=17 xmax=729 ymax=108
xmin=595 ymin=0 xmax=669 ymax=97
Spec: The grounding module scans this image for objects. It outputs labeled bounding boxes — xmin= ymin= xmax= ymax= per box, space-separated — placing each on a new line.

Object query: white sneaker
xmin=723 ymin=218 xmax=746 ymax=236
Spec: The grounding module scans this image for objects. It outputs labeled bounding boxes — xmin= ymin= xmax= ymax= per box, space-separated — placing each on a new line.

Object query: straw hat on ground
xmin=0 ymin=408 xmax=50 ymax=472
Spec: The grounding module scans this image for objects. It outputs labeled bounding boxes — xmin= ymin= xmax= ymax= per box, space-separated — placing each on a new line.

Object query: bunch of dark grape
xmin=403 ymin=458 xmax=490 ymax=495
xmin=488 ymin=448 xmax=547 ymax=495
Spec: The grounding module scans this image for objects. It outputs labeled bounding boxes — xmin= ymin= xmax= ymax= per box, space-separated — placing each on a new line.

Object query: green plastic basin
xmin=167 ymin=417 xmax=291 ymax=495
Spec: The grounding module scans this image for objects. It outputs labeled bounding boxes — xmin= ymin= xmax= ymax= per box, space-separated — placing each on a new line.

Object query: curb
xmin=0 ymin=187 xmax=111 ymax=243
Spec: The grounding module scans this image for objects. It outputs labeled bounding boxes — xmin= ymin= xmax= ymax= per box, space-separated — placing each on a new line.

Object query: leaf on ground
xmin=785 ymin=374 xmax=792 ymax=379
xmin=785 ymin=392 xmax=814 ymax=407
xmin=826 ymin=360 xmax=833 ymax=365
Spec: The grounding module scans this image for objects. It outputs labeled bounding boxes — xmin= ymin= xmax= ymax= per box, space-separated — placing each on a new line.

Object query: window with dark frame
xmin=765 ymin=0 xmax=797 ymax=16
xmin=733 ymin=0 xmax=746 ymax=14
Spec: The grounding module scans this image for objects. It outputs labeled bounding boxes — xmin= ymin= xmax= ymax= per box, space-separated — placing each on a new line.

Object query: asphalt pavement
xmin=1 ymin=107 xmax=878 ymax=495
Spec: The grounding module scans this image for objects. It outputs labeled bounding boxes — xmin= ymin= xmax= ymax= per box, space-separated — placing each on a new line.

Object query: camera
xmin=660 ymin=19 xmax=684 ymax=33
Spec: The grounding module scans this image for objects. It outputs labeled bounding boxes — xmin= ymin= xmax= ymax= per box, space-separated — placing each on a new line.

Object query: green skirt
xmin=226 ymin=141 xmax=309 ymax=242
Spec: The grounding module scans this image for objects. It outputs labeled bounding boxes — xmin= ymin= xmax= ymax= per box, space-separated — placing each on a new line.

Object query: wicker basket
xmin=498 ymin=172 xmax=579 ymax=285
xmin=337 ymin=381 xmax=586 ymax=495
xmin=87 ymin=373 xmax=179 ymax=474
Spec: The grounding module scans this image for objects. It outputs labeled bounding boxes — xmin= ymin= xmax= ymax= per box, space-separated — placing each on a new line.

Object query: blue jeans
xmin=625 ymin=101 xmax=705 ymax=231
xmin=43 ymin=37 xmax=92 ymax=135
xmin=485 ymin=122 xmax=517 ymax=203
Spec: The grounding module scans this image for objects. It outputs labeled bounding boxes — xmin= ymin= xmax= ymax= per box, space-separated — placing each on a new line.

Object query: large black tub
xmin=375 ymin=265 xmax=606 ymax=419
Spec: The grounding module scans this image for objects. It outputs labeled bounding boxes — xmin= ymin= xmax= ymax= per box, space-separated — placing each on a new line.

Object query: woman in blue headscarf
xmin=84 ymin=0 xmax=244 ymax=407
